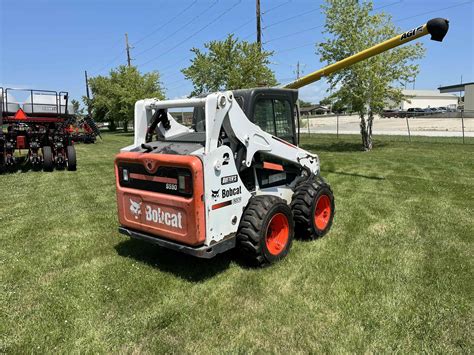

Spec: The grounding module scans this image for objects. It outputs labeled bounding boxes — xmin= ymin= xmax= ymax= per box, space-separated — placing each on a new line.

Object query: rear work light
xmin=178 ymin=172 xmax=192 ymax=194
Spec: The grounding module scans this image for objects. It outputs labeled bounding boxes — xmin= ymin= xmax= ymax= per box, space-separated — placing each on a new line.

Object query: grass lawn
xmin=1 ymin=133 xmax=473 ymax=353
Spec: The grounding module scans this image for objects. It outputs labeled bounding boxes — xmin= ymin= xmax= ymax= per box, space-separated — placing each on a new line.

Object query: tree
xmin=318 ymin=0 xmax=424 ymax=150
xmin=298 ymin=99 xmax=313 ymax=107
xmin=70 ymin=99 xmax=84 ymax=117
xmin=319 ymin=97 xmax=332 ymax=106
xmin=182 ymin=34 xmax=277 ymax=96
xmin=84 ymin=66 xmax=164 ymax=131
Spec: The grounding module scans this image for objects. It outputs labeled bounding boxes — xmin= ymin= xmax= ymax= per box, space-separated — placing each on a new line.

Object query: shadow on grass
xmin=115 ymin=239 xmax=235 ymax=282
xmin=100 ymin=130 xmax=134 ymax=137
xmin=325 ymin=169 xmax=385 ymax=180
xmin=300 ymin=140 xmax=380 ymax=153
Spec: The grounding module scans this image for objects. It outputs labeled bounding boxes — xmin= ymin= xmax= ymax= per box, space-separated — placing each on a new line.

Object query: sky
xmin=1 ymin=0 xmax=473 ymax=104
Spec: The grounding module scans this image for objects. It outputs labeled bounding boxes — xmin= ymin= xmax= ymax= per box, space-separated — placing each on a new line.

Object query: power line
xmin=394 ymin=0 xmax=473 ymax=23
xmin=262 ymin=1 xmax=292 ymax=15
xmin=264 ymin=23 xmax=323 ymax=44
xmin=158 ymin=18 xmax=256 ymax=75
xmin=138 ymin=0 xmax=243 ymax=68
xmin=92 ymin=49 xmax=126 ymax=75
xmin=272 ymin=42 xmax=315 ymax=55
xmin=263 ymin=7 xmax=320 ymax=29
xmin=132 ymin=0 xmax=198 ymax=47
xmin=226 ymin=18 xmax=254 ymax=36
xmin=373 ymin=0 xmax=403 ymax=12
xmin=267 ymin=1 xmax=473 ymax=84
xmin=264 ymin=0 xmax=462 ymax=45
xmin=135 ymin=0 xmax=219 ymax=57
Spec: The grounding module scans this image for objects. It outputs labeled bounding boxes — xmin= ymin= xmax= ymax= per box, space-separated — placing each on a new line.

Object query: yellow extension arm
xmin=283 ymin=18 xmax=449 ymax=89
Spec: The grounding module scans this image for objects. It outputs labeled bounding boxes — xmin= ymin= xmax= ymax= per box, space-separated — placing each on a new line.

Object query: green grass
xmin=1 ymin=133 xmax=473 ymax=353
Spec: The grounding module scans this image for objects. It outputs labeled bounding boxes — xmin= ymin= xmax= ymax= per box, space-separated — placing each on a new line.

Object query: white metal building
xmin=392 ymin=89 xmax=459 ymax=110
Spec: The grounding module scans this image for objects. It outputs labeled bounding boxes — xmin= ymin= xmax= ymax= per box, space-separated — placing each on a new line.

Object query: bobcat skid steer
xmin=115 ymin=18 xmax=448 ymax=266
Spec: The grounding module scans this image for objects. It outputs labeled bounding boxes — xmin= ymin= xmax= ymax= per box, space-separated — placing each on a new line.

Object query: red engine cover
xmin=115 ymin=152 xmax=206 ymax=246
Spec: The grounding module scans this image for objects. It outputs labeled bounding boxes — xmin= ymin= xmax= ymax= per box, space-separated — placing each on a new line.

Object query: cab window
xmin=253 ymin=98 xmax=294 ymax=143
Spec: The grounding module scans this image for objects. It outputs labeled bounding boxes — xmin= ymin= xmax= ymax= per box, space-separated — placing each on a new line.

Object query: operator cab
xmin=186 ymin=88 xmax=298 ymax=145
xmin=232 ymin=88 xmax=298 ymax=145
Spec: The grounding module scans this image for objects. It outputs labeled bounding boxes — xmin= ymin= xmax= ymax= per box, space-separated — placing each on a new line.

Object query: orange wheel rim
xmin=265 ymin=213 xmax=290 ymax=256
xmin=314 ymin=195 xmax=331 ymax=230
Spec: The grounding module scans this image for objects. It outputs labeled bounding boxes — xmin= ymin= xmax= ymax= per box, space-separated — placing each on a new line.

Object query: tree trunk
xmin=359 ymin=113 xmax=373 ymax=151
xmin=108 ymin=120 xmax=117 ymax=131
xmin=123 ymin=120 xmax=128 ymax=132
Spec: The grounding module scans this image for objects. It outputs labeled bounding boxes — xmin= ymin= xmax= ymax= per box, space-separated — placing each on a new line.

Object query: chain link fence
xmin=300 ymin=110 xmax=474 ymax=144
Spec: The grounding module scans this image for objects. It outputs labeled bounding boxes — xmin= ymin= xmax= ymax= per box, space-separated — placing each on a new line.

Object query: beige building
xmin=389 ymin=89 xmax=459 ymax=110
xmin=439 ymin=82 xmax=474 ymax=112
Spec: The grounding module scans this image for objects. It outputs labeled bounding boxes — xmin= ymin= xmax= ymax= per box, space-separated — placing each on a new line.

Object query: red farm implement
xmin=0 ymin=88 xmax=77 ymax=172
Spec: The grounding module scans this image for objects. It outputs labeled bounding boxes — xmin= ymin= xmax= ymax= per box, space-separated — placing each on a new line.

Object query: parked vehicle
xmin=407 ymin=107 xmax=425 ymax=117
xmin=382 ymin=109 xmax=401 ymax=118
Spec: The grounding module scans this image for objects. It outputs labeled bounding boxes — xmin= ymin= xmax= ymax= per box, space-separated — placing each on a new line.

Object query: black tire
xmin=67 ymin=145 xmax=77 ymax=171
xmin=236 ymin=195 xmax=294 ymax=267
xmin=291 ymin=178 xmax=335 ymax=240
xmin=42 ymin=146 xmax=54 ymax=172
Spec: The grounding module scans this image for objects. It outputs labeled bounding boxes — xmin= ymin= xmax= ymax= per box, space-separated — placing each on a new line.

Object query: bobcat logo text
xmin=145 ymin=205 xmax=183 ymax=229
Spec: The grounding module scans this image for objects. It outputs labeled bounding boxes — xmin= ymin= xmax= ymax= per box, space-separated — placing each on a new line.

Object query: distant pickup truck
xmin=382 ymin=109 xmax=404 ymax=118
xmin=382 ymin=110 xmax=407 ymax=118
xmin=407 ymin=108 xmax=425 ymax=117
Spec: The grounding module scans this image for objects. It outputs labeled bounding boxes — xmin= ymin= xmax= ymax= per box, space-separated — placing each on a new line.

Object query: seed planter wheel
xmin=42 ymin=146 xmax=53 ymax=172
xmin=67 ymin=145 xmax=76 ymax=171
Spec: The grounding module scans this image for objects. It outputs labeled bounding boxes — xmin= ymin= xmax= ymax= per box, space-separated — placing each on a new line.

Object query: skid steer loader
xmin=115 ymin=18 xmax=449 ymax=266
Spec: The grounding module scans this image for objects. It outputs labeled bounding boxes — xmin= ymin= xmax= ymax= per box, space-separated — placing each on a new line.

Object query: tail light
xmin=178 ymin=172 xmax=192 ymax=194
xmin=122 ymin=168 xmax=129 ymax=182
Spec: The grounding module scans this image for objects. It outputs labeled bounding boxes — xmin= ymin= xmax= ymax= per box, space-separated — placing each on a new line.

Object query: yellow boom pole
xmin=284 ymin=18 xmax=449 ymax=89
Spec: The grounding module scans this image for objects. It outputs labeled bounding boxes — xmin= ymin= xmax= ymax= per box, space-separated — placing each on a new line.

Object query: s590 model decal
xmin=401 ymin=26 xmax=424 ymax=41
xmin=145 ymin=205 xmax=183 ymax=229
xmin=221 ymin=174 xmax=238 ymax=185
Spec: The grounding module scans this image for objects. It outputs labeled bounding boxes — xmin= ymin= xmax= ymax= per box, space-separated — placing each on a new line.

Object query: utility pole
xmin=84 ymin=70 xmax=91 ymax=115
xmin=296 ymin=61 xmax=300 ymax=79
xmin=256 ymin=0 xmax=261 ymax=50
xmin=125 ymin=33 xmax=132 ymax=67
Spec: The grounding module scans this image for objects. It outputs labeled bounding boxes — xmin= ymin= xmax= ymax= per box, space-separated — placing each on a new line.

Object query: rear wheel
xmin=291 ymin=178 xmax=335 ymax=239
xmin=67 ymin=145 xmax=76 ymax=171
xmin=236 ymin=195 xmax=294 ymax=266
xmin=42 ymin=146 xmax=53 ymax=172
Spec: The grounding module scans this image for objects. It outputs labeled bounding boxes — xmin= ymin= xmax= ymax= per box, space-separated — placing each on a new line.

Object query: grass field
xmin=1 ymin=133 xmax=473 ymax=353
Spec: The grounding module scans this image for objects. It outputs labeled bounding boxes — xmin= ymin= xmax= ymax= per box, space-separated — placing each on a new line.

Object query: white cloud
xmin=298 ymin=81 xmax=330 ymax=104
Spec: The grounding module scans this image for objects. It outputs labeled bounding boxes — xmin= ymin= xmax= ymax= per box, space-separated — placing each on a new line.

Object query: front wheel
xmin=236 ymin=195 xmax=294 ymax=267
xmin=291 ymin=178 xmax=335 ymax=239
